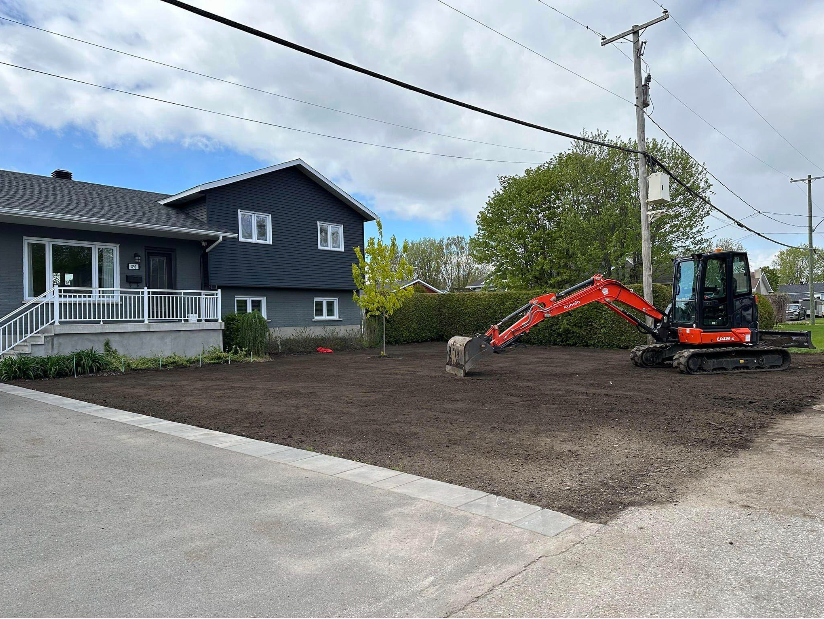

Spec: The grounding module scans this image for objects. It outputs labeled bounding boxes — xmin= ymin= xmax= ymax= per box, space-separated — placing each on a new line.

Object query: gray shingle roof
xmin=779 ymin=283 xmax=824 ymax=295
xmin=0 ymin=170 xmax=231 ymax=236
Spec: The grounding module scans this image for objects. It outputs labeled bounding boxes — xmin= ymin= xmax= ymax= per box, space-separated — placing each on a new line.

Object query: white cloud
xmin=0 ymin=0 xmax=822 ymax=251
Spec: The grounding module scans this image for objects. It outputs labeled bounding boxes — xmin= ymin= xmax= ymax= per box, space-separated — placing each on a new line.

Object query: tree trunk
xmin=382 ymin=312 xmax=386 ymax=357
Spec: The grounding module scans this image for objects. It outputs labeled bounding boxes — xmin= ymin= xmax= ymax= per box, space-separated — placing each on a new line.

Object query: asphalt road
xmin=0 ymin=391 xmax=577 ymax=617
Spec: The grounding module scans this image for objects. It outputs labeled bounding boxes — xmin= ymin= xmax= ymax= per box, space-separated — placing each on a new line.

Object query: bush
xmin=270 ymin=327 xmax=366 ymax=355
xmin=374 ymin=283 xmax=673 ymax=349
xmin=222 ymin=312 xmax=241 ymax=351
xmin=235 ymin=312 xmax=269 ymax=356
xmin=757 ymin=295 xmax=776 ymax=330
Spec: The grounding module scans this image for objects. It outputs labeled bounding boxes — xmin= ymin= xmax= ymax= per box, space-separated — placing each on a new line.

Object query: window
xmin=238 ymin=210 xmax=271 ymax=244
xmin=732 ymin=255 xmax=751 ymax=295
xmin=318 ymin=222 xmax=344 ymax=251
xmin=235 ymin=296 xmax=267 ymax=318
xmin=24 ymin=238 xmax=118 ymax=299
xmin=673 ymin=259 xmax=697 ymax=325
xmin=702 ymin=256 xmax=729 ymax=327
xmin=314 ymin=297 xmax=339 ymax=320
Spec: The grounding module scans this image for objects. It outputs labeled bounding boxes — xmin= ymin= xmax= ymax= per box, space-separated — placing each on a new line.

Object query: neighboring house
xmin=778 ymin=283 xmax=824 ymax=298
xmin=750 ymin=268 xmax=774 ymax=295
xmin=0 ymin=159 xmax=376 ymax=357
xmin=465 ymin=276 xmax=491 ymax=292
xmin=399 ymin=279 xmax=444 ymax=294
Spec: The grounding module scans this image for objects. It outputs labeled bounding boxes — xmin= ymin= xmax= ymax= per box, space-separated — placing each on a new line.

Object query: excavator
xmin=446 ymin=250 xmax=814 ymax=376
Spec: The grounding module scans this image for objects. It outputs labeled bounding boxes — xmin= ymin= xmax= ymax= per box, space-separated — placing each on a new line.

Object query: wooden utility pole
xmin=602 ymin=11 xmax=669 ymax=310
xmin=790 ymin=174 xmax=824 ymax=324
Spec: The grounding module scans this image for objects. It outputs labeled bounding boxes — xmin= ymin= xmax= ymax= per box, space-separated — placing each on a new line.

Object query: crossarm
xmin=485 ymin=274 xmax=667 ymax=349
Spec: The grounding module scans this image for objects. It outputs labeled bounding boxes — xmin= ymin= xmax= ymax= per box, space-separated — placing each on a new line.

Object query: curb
xmin=0 ymin=382 xmax=582 ymax=538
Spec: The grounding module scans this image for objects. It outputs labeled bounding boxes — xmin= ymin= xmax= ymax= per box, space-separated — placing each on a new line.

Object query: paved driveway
xmin=0 ymin=390 xmax=580 ymax=617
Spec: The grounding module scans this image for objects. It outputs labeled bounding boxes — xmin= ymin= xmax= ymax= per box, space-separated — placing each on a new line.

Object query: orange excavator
xmin=446 ymin=251 xmax=813 ymax=376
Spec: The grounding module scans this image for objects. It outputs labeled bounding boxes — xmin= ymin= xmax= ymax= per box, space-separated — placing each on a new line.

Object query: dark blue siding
xmin=203 ymin=167 xmax=367 ymax=290
xmin=0 ymin=223 xmax=203 ymax=318
xmin=220 ymin=286 xmax=361 ymax=328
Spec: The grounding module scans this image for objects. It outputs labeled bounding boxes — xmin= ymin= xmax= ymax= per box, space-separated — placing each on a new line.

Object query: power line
xmin=0 ymin=15 xmax=563 ymax=158
xmin=157 ymin=0 xmax=804 ymax=250
xmin=434 ymin=0 xmax=633 ymax=105
xmin=531 ymin=0 xmax=822 ymax=217
xmin=156 ymin=0 xmax=641 ymax=155
xmin=0 ymin=60 xmax=545 ymax=166
xmin=644 ymin=112 xmax=809 ymax=229
xmin=650 ymin=0 xmax=824 ymax=175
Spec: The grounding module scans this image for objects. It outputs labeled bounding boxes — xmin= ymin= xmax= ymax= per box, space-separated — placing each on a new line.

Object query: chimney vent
xmin=51 ymin=169 xmax=72 ymax=180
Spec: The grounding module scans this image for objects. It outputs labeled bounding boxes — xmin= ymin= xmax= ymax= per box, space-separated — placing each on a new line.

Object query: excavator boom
xmin=446 ymin=274 xmax=667 ymax=376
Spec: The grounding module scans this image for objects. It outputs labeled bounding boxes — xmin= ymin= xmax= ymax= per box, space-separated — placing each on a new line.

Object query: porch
xmin=1 ymin=287 xmax=222 ymax=358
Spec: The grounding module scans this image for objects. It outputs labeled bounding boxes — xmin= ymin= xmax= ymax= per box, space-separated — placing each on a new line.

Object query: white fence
xmin=53 ymin=287 xmax=221 ymax=324
xmin=0 ymin=287 xmax=221 ymax=355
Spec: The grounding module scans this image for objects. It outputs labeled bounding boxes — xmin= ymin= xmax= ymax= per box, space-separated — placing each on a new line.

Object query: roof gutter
xmin=0 ymin=206 xmax=236 ymax=239
xmin=204 ymin=234 xmax=225 ymax=253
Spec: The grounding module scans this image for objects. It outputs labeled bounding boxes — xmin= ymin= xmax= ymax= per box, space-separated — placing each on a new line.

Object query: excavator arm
xmin=446 ymin=274 xmax=668 ymax=376
xmin=487 ymin=275 xmax=667 ymax=349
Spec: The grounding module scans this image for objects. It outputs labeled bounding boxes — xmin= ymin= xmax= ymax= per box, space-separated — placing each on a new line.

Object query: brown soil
xmin=20 ymin=343 xmax=824 ymax=522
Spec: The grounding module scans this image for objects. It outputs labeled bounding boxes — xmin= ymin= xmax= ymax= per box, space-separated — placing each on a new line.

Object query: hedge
xmin=374 ymin=284 xmax=673 ymax=349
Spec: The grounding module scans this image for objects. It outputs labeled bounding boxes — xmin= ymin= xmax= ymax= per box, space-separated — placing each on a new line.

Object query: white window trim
xmin=238 ymin=210 xmax=272 ymax=245
xmin=313 ymin=297 xmax=340 ymax=320
xmin=23 ymin=236 xmax=120 ymax=301
xmin=317 ymin=222 xmax=344 ymax=252
xmin=234 ymin=296 xmax=267 ymax=319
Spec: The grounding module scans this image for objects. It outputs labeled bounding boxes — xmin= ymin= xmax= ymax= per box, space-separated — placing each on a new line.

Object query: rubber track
xmin=630 ymin=344 xmax=671 ymax=368
xmin=672 ymin=347 xmax=791 ymax=374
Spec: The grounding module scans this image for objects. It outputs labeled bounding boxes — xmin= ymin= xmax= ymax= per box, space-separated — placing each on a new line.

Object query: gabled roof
xmin=159 ymin=158 xmax=378 ymax=221
xmin=399 ymin=278 xmax=444 ymax=294
xmin=779 ymin=283 xmax=824 ymax=294
xmin=0 ymin=170 xmax=233 ymax=239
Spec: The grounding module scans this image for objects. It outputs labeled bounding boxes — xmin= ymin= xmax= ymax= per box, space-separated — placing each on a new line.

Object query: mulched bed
xmin=19 ymin=343 xmax=824 ymax=522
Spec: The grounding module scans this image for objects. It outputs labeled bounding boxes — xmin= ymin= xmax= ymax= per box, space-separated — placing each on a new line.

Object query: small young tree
xmin=352 ymin=220 xmax=414 ymax=356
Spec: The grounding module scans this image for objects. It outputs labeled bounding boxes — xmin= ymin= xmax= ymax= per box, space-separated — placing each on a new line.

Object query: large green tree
xmin=405 ymin=236 xmax=488 ymax=291
xmin=770 ymin=244 xmax=824 ymax=286
xmin=472 ymin=132 xmax=712 ymax=290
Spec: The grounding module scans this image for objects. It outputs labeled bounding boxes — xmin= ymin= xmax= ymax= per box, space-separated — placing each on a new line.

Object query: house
xmin=465 ymin=276 xmax=488 ymax=292
xmin=750 ymin=268 xmax=774 ymax=295
xmin=399 ymin=279 xmax=444 ymax=294
xmin=0 ymin=160 xmax=376 ymax=357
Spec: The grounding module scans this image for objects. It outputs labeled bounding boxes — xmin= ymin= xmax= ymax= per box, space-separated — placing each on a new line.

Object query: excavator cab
xmin=671 ymin=251 xmax=757 ymax=334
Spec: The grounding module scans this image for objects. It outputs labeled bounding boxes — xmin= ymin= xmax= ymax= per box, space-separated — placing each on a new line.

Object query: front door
xmin=146 ymin=249 xmax=174 ymax=290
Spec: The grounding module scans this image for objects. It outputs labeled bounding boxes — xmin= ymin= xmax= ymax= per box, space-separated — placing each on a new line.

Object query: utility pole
xmin=602 ymin=11 xmax=669 ymax=311
xmin=790 ymin=174 xmax=823 ymax=324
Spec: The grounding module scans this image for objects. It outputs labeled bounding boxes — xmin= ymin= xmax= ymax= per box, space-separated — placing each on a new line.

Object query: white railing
xmin=1 ymin=287 xmax=221 ymax=355
xmin=0 ymin=289 xmax=55 ymax=355
xmin=53 ymin=287 xmax=221 ymax=324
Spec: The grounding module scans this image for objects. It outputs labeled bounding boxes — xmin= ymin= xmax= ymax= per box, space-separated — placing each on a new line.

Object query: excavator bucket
xmin=446 ymin=335 xmax=488 ymax=377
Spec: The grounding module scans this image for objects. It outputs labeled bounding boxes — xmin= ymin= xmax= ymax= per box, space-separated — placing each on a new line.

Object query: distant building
xmin=399 ymin=279 xmax=444 ymax=294
xmin=750 ymin=268 xmax=774 ymax=295
xmin=466 ymin=276 xmax=489 ymax=292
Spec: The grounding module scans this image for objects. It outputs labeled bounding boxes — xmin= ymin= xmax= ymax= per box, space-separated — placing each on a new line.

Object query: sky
xmin=1 ymin=0 xmax=823 ymax=269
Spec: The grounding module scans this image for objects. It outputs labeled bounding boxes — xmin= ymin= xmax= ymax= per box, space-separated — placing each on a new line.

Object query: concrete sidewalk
xmin=0 ymin=390 xmax=592 ymax=617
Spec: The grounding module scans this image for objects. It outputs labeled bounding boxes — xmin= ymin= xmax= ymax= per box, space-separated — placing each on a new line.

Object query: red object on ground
xmin=316 ymin=347 xmax=333 ymax=353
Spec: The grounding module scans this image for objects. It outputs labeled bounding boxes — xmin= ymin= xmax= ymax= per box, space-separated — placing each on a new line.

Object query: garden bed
xmin=18 ymin=343 xmax=824 ymax=522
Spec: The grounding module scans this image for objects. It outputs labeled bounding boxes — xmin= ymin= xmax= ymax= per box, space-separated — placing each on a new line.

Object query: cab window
xmin=732 ymin=255 xmax=751 ymax=295
xmin=673 ymin=259 xmax=697 ymax=324
xmin=702 ymin=256 xmax=729 ymax=326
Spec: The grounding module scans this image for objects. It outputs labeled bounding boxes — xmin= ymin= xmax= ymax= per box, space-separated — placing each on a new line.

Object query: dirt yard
xmin=20 ymin=343 xmax=824 ymax=522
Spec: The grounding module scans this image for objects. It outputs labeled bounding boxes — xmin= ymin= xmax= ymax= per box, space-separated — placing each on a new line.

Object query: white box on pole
xmin=647 ymin=172 xmax=670 ymax=205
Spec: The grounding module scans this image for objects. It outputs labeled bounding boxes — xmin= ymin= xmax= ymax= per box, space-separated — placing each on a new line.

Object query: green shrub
xmin=73 ymin=348 xmax=106 ymax=375
xmin=222 ymin=312 xmax=241 ymax=351
xmin=757 ymin=295 xmax=776 ymax=330
xmin=376 ymin=283 xmax=672 ymax=349
xmin=236 ymin=312 xmax=269 ymax=356
xmin=43 ymin=355 xmax=71 ymax=379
